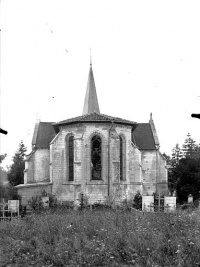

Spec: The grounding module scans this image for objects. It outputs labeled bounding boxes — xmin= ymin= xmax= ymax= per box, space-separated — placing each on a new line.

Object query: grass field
xmin=0 ymin=208 xmax=200 ymax=267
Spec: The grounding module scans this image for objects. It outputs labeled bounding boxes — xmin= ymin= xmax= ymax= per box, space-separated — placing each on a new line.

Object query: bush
xmin=28 ymin=195 xmax=42 ymax=210
xmin=133 ymin=191 xmax=142 ymax=210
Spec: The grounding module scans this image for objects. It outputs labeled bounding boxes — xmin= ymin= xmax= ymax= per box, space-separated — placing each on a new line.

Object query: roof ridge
xmin=54 ymin=112 xmax=137 ymax=126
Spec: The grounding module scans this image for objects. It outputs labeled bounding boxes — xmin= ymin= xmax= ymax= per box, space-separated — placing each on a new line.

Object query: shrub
xmin=133 ymin=191 xmax=142 ymax=210
xmin=28 ymin=195 xmax=42 ymax=210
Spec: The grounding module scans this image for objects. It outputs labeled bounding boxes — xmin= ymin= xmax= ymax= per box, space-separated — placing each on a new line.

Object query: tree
xmin=0 ymin=154 xmax=7 ymax=199
xmin=7 ymin=141 xmax=27 ymax=186
xmin=176 ymin=156 xmax=200 ymax=202
xmin=182 ymin=133 xmax=197 ymax=158
xmin=166 ymin=145 xmax=182 ymax=195
xmin=169 ymin=134 xmax=200 ymax=203
xmin=171 ymin=144 xmax=182 ymax=168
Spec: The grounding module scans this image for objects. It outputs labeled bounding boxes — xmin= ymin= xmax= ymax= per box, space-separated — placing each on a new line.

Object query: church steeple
xmin=82 ymin=59 xmax=100 ymax=115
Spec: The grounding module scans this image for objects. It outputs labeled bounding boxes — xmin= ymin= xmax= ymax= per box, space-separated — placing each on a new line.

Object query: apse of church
xmin=16 ymin=61 xmax=168 ymax=205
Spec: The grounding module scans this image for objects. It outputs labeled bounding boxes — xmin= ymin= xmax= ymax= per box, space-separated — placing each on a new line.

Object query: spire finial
xmin=150 ymin=112 xmax=153 ymax=121
xmin=90 ymin=48 xmax=92 ymax=66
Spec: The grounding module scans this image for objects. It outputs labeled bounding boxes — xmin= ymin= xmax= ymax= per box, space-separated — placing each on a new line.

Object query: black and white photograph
xmin=1 ymin=1 xmax=200 ymax=266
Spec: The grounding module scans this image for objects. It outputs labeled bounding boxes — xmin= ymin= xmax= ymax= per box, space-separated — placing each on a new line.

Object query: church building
xmin=16 ymin=61 xmax=168 ymax=206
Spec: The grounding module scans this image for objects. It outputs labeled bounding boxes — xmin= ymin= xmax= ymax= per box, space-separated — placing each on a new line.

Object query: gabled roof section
xmin=133 ymin=123 xmax=157 ymax=150
xmin=32 ymin=122 xmax=56 ymax=149
xmin=53 ymin=112 xmax=137 ymax=128
xmin=82 ymin=63 xmax=100 ymax=115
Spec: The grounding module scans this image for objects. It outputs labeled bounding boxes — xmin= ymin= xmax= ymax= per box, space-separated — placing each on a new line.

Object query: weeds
xmin=0 ymin=208 xmax=200 ymax=266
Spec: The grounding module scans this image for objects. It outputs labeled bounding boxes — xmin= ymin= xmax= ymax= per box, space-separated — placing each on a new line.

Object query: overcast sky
xmin=1 ymin=0 xmax=200 ymax=168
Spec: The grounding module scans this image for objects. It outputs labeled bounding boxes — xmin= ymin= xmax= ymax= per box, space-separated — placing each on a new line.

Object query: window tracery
xmin=91 ymin=135 xmax=102 ymax=180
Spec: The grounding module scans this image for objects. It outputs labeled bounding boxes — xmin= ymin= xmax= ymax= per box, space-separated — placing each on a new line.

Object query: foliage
xmin=28 ymin=195 xmax=42 ymax=210
xmin=0 ymin=153 xmax=7 ymax=163
xmin=182 ymin=133 xmax=198 ymax=158
xmin=133 ymin=190 xmax=142 ymax=210
xmin=7 ymin=140 xmax=27 ymax=186
xmin=167 ymin=133 xmax=200 ymax=203
xmin=48 ymin=194 xmax=58 ymax=208
xmin=0 ymin=209 xmax=200 ymax=266
xmin=77 ymin=193 xmax=89 ymax=210
xmin=0 ymin=154 xmax=8 ymax=199
xmin=171 ymin=144 xmax=182 ymax=168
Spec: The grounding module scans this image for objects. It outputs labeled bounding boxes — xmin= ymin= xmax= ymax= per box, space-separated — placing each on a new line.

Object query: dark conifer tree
xmin=182 ymin=133 xmax=197 ymax=158
xmin=170 ymin=134 xmax=200 ymax=203
xmin=7 ymin=141 xmax=27 ymax=186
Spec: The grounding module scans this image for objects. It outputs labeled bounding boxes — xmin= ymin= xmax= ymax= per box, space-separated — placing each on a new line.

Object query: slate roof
xmin=53 ymin=112 xmax=137 ymax=128
xmin=133 ymin=123 xmax=157 ymax=150
xmin=82 ymin=64 xmax=100 ymax=115
xmin=32 ymin=122 xmax=56 ymax=149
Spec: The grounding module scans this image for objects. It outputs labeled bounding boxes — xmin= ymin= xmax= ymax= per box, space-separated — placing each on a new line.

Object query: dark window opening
xmin=91 ymin=135 xmax=102 ymax=180
xmin=68 ymin=136 xmax=74 ymax=181
xmin=120 ymin=136 xmax=124 ymax=180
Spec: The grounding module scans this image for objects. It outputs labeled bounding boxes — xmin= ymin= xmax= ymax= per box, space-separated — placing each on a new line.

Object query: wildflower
xmin=189 ymin=241 xmax=194 ymax=245
xmin=67 ymin=223 xmax=73 ymax=229
xmin=147 ymin=248 xmax=150 ymax=251
xmin=175 ymin=250 xmax=181 ymax=254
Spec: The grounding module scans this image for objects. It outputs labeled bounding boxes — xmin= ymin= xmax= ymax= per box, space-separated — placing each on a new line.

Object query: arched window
xmin=119 ymin=135 xmax=126 ymax=180
xmin=91 ymin=135 xmax=102 ymax=180
xmin=66 ymin=135 xmax=74 ymax=181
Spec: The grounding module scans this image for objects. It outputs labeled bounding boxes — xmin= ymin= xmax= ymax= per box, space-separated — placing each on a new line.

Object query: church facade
xmin=16 ymin=62 xmax=168 ymax=205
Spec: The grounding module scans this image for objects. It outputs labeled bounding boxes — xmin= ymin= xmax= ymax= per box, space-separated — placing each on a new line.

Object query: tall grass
xmin=0 ymin=208 xmax=200 ymax=266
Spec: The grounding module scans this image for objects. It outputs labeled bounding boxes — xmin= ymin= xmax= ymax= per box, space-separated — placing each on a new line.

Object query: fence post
xmin=3 ymin=203 xmax=5 ymax=221
xmin=158 ymin=194 xmax=161 ymax=212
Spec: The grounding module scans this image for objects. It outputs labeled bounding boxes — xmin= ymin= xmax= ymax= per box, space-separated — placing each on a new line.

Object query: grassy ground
xmin=0 ymin=208 xmax=200 ymax=267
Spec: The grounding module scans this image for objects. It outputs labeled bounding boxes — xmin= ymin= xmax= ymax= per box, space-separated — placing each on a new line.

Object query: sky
xmin=1 ymin=0 xmax=200 ymax=169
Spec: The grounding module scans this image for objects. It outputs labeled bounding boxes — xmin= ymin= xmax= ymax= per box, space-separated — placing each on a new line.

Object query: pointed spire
xmin=82 ymin=57 xmax=100 ymax=115
xmin=149 ymin=113 xmax=160 ymax=149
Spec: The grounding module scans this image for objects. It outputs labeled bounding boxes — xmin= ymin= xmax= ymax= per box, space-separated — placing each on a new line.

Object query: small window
xmin=91 ymin=135 xmax=102 ymax=180
xmin=67 ymin=135 xmax=74 ymax=181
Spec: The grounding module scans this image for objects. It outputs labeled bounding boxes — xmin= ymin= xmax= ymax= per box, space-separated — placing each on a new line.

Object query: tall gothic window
xmin=91 ymin=135 xmax=102 ymax=180
xmin=119 ymin=135 xmax=125 ymax=180
xmin=67 ymin=135 xmax=74 ymax=181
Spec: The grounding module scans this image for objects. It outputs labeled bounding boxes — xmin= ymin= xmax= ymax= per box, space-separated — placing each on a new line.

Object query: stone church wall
xmin=50 ymin=123 xmax=137 ymax=203
xmin=34 ymin=149 xmax=50 ymax=182
xmin=25 ymin=149 xmax=50 ymax=183
xmin=25 ymin=155 xmax=35 ymax=184
xmin=141 ymin=150 xmax=168 ymax=195
xmin=128 ymin=145 xmax=142 ymax=198
xmin=141 ymin=150 xmax=157 ymax=194
xmin=17 ymin=183 xmax=52 ymax=206
xmin=156 ymin=151 xmax=168 ymax=195
xmin=49 ymin=123 xmax=168 ymax=203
